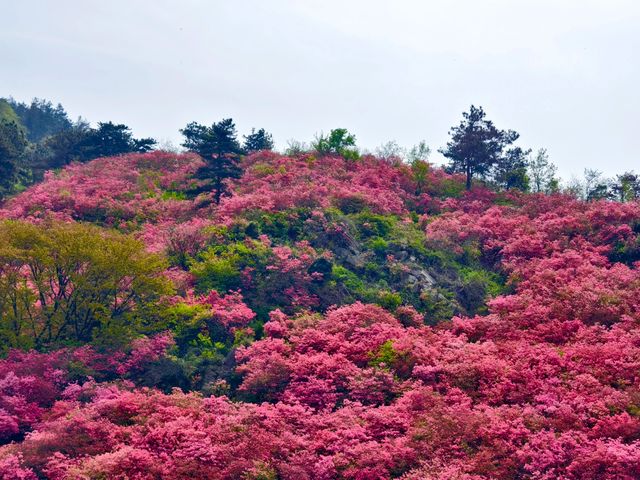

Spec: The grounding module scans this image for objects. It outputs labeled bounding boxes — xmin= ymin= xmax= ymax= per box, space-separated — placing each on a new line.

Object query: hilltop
xmin=0 ymin=149 xmax=640 ymax=479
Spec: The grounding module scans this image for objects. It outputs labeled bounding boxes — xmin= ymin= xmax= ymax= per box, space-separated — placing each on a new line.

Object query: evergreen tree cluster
xmin=2 ymin=95 xmax=638 ymax=206
xmin=180 ymin=119 xmax=274 ymax=204
xmin=439 ymin=105 xmax=531 ymax=191
xmin=0 ymin=97 xmax=157 ymax=197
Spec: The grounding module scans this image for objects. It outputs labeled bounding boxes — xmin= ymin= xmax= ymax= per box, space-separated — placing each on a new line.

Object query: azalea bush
xmin=1 ymin=150 xmax=640 ymax=478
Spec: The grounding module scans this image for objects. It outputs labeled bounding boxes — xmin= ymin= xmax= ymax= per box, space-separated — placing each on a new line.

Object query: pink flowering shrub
xmin=2 ymin=149 xmax=640 ymax=478
xmin=0 ymin=333 xmax=174 ymax=443
xmin=0 ymin=152 xmax=202 ymax=226
xmin=201 ymin=290 xmax=256 ymax=330
xmin=218 ymin=151 xmax=415 ymax=217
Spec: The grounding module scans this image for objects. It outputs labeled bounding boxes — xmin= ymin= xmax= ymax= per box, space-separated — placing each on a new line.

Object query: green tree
xmin=493 ymin=146 xmax=531 ymax=191
xmin=18 ymin=117 xmax=154 ymax=180
xmin=407 ymin=140 xmax=431 ymax=163
xmin=0 ymin=120 xmax=28 ymax=200
xmin=81 ymin=121 xmax=156 ymax=159
xmin=0 ymin=99 xmax=23 ymax=126
xmin=0 ymin=221 xmax=172 ymax=351
xmin=440 ymin=105 xmax=520 ymax=190
xmin=375 ymin=140 xmax=405 ymax=163
xmin=180 ymin=118 xmax=243 ymax=204
xmin=611 ymin=172 xmax=640 ymax=202
xmin=21 ymin=120 xmax=92 ymax=181
xmin=243 ymin=128 xmax=274 ymax=153
xmin=6 ymin=97 xmax=72 ymax=142
xmin=312 ymin=128 xmax=359 ymax=160
xmin=411 ymin=159 xmax=430 ymax=195
xmin=284 ymin=139 xmax=308 ymax=156
xmin=583 ymin=168 xmax=612 ymax=201
xmin=528 ymin=148 xmax=558 ymax=194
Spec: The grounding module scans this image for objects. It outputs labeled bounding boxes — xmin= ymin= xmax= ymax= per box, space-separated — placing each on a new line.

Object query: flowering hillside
xmin=1 ymin=151 xmax=640 ymax=479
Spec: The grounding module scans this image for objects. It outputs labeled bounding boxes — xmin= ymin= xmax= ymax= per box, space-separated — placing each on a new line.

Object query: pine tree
xmin=0 ymin=120 xmax=28 ymax=200
xmin=7 ymin=97 xmax=72 ymax=142
xmin=440 ymin=105 xmax=520 ymax=190
xmin=493 ymin=146 xmax=530 ymax=191
xmin=243 ymin=128 xmax=274 ymax=153
xmin=180 ymin=118 xmax=243 ymax=204
xmin=81 ymin=122 xmax=155 ymax=159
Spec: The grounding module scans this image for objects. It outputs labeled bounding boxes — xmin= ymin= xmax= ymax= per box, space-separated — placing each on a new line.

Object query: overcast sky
xmin=2 ymin=0 xmax=639 ymax=178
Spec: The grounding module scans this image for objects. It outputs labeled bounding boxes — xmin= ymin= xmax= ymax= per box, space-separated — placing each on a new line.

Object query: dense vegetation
xmin=0 ymin=100 xmax=640 ymax=478
xmin=0 ymin=98 xmax=155 ymax=196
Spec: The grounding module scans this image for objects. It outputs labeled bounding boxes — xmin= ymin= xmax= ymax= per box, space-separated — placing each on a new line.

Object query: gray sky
xmin=2 ymin=0 xmax=639 ymax=178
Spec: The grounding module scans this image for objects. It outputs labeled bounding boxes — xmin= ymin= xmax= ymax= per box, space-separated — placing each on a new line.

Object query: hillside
xmin=1 ymin=150 xmax=640 ymax=479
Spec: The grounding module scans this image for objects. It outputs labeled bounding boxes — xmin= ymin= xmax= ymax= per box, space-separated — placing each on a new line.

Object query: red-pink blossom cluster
xmin=218 ymin=151 xmax=415 ymax=218
xmin=0 ymin=152 xmax=203 ymax=226
xmin=0 ymin=333 xmax=174 ymax=443
xmin=2 ymin=150 xmax=640 ymax=478
xmin=201 ymin=290 xmax=256 ymax=330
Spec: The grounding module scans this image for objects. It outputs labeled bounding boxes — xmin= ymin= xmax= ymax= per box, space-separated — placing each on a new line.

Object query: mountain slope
xmin=1 ymin=150 xmax=640 ymax=479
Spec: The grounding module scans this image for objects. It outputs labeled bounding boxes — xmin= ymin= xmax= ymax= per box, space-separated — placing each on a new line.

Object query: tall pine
xmin=440 ymin=105 xmax=520 ymax=190
xmin=181 ymin=118 xmax=243 ymax=204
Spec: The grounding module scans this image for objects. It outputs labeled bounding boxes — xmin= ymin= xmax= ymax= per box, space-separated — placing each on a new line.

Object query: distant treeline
xmin=1 ymin=97 xmax=638 ymax=203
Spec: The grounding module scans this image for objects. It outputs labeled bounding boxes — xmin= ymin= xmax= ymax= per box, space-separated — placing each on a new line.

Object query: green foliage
xmin=369 ymin=339 xmax=398 ymax=367
xmin=233 ymin=327 xmax=255 ymax=348
xmin=407 ymin=141 xmax=431 ymax=163
xmin=368 ymin=237 xmax=389 ymax=255
xmin=420 ymin=288 xmax=456 ymax=325
xmin=458 ymin=268 xmax=505 ymax=314
xmin=376 ymin=290 xmax=403 ymax=310
xmin=385 ymin=219 xmax=428 ymax=255
xmin=308 ymin=257 xmax=333 ymax=279
xmin=433 ymin=178 xmax=466 ymax=199
xmin=21 ymin=119 xmax=156 ymax=181
xmin=0 ymin=99 xmax=23 ymax=127
xmin=250 ymin=163 xmax=276 ymax=177
xmin=0 ymin=119 xmax=29 ymax=200
xmin=165 ymin=302 xmax=212 ymax=353
xmin=81 ymin=121 xmax=156 ymax=158
xmin=191 ymin=255 xmax=242 ymax=293
xmin=613 ymin=172 xmax=640 ymax=202
xmin=493 ymin=146 xmax=530 ymax=191
xmin=352 ymin=211 xmax=395 ymax=238
xmin=609 ymin=233 xmax=640 ymax=265
xmin=181 ymin=119 xmax=242 ymax=159
xmin=440 ymin=105 xmax=524 ymax=190
xmin=318 ymin=207 xmax=506 ymax=319
xmin=312 ymin=128 xmax=359 ymax=160
xmin=284 ymin=139 xmax=309 ymax=156
xmin=29 ymin=121 xmax=91 ymax=177
xmin=243 ymin=128 xmax=274 ymax=153
xmin=528 ymin=148 xmax=558 ymax=194
xmin=411 ymin=159 xmax=430 ymax=194
xmin=161 ymin=190 xmax=188 ymax=201
xmin=0 ymin=221 xmax=172 ymax=351
xmin=180 ymin=118 xmax=243 ymax=204
xmin=190 ymin=240 xmax=271 ymax=294
xmin=4 ymin=97 xmax=72 ymax=142
xmin=241 ymin=209 xmax=311 ymax=242
xmin=162 ymin=301 xmax=239 ymax=388
xmin=331 ymin=265 xmax=367 ymax=295
xmin=244 ymin=462 xmax=278 ymax=480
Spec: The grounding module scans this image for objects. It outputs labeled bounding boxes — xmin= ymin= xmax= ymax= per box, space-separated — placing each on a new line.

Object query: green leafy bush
xmin=190 ymin=240 xmax=270 ymax=293
xmin=0 ymin=220 xmax=172 ymax=351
